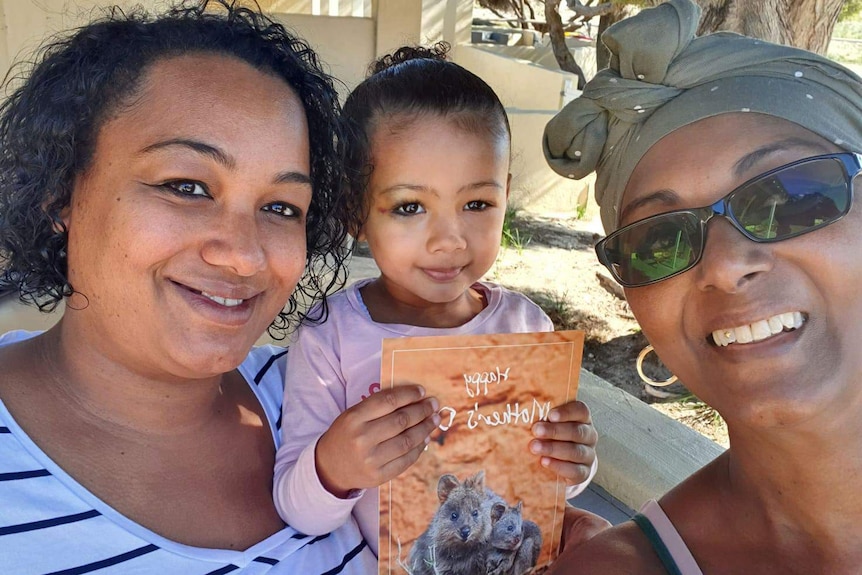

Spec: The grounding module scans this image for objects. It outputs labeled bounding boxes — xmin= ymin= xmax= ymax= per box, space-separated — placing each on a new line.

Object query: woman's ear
xmin=43 ymin=195 xmax=72 ymax=233
xmin=57 ymin=204 xmax=72 ymax=231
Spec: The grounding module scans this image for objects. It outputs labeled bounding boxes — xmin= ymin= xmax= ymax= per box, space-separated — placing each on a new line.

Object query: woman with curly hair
xmin=0 ymin=1 xmax=376 ymax=572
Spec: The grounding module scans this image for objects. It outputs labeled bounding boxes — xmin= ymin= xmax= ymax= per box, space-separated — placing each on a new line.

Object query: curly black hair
xmin=340 ymin=41 xmax=511 ymax=236
xmin=0 ymin=0 xmax=348 ymax=338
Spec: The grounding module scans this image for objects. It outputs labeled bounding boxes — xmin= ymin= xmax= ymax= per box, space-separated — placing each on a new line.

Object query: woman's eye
xmin=163 ymin=180 xmax=208 ymax=197
xmin=263 ymin=202 xmax=301 ymax=219
xmin=465 ymin=200 xmax=489 ymax=211
xmin=394 ymin=202 xmax=424 ymax=215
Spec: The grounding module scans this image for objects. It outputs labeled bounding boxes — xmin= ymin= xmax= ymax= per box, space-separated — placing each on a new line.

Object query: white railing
xmin=310 ymin=0 xmax=372 ymax=17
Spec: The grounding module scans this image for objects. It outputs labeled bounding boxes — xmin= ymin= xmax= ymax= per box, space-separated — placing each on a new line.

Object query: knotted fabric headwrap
xmin=543 ymin=0 xmax=862 ymax=232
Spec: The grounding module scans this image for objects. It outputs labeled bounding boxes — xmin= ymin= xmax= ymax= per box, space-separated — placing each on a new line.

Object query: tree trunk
xmin=545 ymin=0 xmax=588 ymax=88
xmin=696 ymin=0 xmax=844 ymax=55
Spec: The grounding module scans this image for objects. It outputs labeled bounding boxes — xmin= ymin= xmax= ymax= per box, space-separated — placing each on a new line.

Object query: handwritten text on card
xmin=437 ymin=366 xmax=552 ymax=431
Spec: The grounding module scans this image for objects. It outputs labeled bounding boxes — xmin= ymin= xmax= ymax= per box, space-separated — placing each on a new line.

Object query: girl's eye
xmin=262 ymin=202 xmax=302 ymax=219
xmin=163 ymin=180 xmax=208 ymax=197
xmin=465 ymin=200 xmax=489 ymax=211
xmin=394 ymin=202 xmax=424 ymax=215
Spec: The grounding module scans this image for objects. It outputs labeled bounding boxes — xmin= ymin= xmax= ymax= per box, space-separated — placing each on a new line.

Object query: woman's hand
xmin=530 ymin=400 xmax=597 ymax=485
xmin=560 ymin=506 xmax=612 ymax=552
xmin=315 ymin=384 xmax=440 ymax=498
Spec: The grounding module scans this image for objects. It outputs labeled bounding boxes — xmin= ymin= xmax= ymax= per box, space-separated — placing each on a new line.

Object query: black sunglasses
xmin=596 ymin=152 xmax=861 ymax=288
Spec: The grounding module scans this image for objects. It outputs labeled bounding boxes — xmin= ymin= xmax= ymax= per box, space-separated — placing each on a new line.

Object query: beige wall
xmin=0 ymin=0 xmax=170 ymax=76
xmin=0 ymin=0 xmax=585 ymax=214
xmin=0 ymin=1 xmax=375 ymax=94
xmin=272 ymin=13 xmax=375 ymax=93
xmin=452 ymin=44 xmax=591 ymax=214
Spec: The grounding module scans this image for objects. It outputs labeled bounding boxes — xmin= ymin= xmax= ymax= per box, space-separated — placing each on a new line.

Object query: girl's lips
xmin=422 ymin=267 xmax=464 ymax=282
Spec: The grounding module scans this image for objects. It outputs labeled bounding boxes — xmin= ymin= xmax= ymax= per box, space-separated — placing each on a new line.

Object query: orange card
xmin=379 ymin=330 xmax=585 ymax=575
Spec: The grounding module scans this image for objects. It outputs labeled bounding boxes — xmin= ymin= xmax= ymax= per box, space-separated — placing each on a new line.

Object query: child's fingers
xmin=539 ymin=458 xmax=593 ymax=484
xmin=548 ymin=400 xmax=592 ymax=424
xmin=375 ymin=410 xmax=440 ymax=463
xmin=373 ymin=397 xmax=439 ymax=441
xmin=354 ymin=384 xmax=428 ymax=420
xmin=376 ymin=440 xmax=430 ymax=484
xmin=533 ymin=421 xmax=598 ymax=448
xmin=530 ymin=438 xmax=595 ymax=467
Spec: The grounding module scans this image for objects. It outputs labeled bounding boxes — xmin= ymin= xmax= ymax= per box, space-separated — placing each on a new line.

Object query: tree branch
xmin=567 ymin=1 xmax=615 ymax=19
xmin=545 ymin=0 xmax=588 ymax=88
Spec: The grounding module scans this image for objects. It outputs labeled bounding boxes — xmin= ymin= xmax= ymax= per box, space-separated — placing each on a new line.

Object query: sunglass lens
xmin=729 ymin=157 xmax=850 ymax=240
xmin=604 ymin=213 xmax=701 ymax=285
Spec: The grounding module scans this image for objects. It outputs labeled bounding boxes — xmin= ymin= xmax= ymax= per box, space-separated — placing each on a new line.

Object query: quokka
xmin=409 ymin=471 xmax=493 ymax=575
xmin=486 ymin=501 xmax=542 ymax=575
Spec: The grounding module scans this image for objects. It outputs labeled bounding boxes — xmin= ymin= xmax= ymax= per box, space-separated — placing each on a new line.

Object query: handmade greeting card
xmin=378 ymin=330 xmax=585 ymax=575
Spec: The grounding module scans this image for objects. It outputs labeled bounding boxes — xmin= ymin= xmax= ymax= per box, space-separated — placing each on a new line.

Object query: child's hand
xmin=529 ymin=400 xmax=597 ymax=485
xmin=315 ymin=384 xmax=440 ymax=498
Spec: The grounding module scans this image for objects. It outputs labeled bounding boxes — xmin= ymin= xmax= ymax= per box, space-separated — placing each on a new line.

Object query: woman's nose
xmin=200 ymin=210 xmax=267 ymax=277
xmin=694 ymin=218 xmax=774 ymax=293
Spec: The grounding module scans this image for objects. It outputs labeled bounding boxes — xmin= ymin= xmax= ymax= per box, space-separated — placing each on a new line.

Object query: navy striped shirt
xmin=0 ymin=331 xmax=375 ymax=574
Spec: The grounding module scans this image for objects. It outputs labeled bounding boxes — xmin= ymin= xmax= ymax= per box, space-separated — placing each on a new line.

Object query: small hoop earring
xmin=636 ymin=345 xmax=678 ymax=387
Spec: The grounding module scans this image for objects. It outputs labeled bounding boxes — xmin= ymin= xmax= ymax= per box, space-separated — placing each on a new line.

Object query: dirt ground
xmin=485 ymin=213 xmax=729 ymax=448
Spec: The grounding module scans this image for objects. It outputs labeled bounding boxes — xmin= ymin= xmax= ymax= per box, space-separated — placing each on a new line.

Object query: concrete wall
xmin=452 ymin=43 xmax=594 ymax=215
xmin=274 ymin=13 xmax=375 ymax=94
xmin=0 ymin=0 xmax=167 ymax=76
xmin=0 ymin=0 xmax=587 ymax=215
xmin=0 ymin=1 xmax=374 ymax=96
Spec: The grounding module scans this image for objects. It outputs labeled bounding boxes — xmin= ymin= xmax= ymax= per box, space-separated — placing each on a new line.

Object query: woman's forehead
xmin=621 ymin=113 xmax=836 ymax=211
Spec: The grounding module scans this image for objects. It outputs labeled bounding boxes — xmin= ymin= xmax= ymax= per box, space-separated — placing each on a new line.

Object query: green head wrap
xmin=543 ymin=0 xmax=862 ymax=233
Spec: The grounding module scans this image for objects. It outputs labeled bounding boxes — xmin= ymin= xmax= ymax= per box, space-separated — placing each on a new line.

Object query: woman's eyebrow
xmin=138 ymin=138 xmax=311 ymax=185
xmin=618 ymin=189 xmax=679 ymax=224
xmin=733 ymin=137 xmax=833 ymax=177
xmin=140 ymin=138 xmax=235 ymax=169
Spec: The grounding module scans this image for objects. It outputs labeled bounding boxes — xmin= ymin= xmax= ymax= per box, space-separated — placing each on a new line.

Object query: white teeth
xmin=750 ymin=320 xmax=772 ymax=342
xmin=767 ymin=316 xmax=783 ymax=333
xmin=201 ymin=291 xmax=244 ymax=307
xmin=712 ymin=311 xmax=805 ymax=347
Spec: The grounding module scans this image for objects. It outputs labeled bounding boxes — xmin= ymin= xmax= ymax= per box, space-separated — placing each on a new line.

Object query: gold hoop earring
xmin=636 ymin=345 xmax=678 ymax=387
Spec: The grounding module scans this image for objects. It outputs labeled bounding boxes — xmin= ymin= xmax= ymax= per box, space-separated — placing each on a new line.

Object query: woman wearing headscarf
xmin=544 ymin=0 xmax=862 ymax=573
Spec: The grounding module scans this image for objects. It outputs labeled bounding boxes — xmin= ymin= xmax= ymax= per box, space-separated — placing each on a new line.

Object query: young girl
xmin=273 ymin=44 xmax=598 ymax=556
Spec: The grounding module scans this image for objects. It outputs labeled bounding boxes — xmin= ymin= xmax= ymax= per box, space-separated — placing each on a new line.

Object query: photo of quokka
xmin=406 ymin=471 xmax=542 ymax=575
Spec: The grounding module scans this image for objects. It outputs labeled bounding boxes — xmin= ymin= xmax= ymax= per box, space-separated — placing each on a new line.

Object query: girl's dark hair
xmin=341 ymin=42 xmax=510 ymax=234
xmin=0 ymin=0 xmax=348 ymax=338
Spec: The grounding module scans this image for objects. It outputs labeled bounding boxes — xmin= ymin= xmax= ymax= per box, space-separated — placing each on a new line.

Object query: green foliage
xmin=841 ymin=0 xmax=862 ymax=22
xmin=834 ymin=20 xmax=862 ymax=40
xmin=576 ymin=203 xmax=588 ymax=220
xmin=501 ymin=206 xmax=531 ymax=254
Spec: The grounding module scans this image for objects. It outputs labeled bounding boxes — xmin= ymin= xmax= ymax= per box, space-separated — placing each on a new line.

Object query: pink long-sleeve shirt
xmin=273 ymin=280 xmax=594 ymax=556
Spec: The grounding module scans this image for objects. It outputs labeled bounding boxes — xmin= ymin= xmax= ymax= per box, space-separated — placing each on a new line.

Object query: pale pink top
xmin=272 ymin=279 xmax=595 ymax=557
